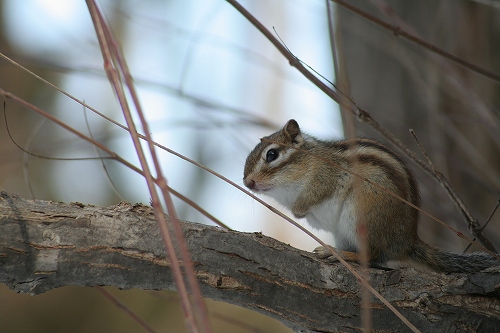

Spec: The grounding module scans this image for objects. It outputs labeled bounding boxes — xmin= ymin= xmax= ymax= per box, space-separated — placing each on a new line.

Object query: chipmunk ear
xmin=283 ymin=119 xmax=303 ymax=144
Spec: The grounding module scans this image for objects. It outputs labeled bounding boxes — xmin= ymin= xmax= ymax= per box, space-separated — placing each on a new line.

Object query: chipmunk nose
xmin=243 ymin=177 xmax=255 ymax=189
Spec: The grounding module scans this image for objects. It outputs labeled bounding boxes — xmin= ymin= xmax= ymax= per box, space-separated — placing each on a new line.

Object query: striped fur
xmin=243 ymin=119 xmax=499 ymax=273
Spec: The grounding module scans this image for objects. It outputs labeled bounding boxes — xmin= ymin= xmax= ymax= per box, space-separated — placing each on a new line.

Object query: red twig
xmin=85 ymin=1 xmax=211 ymax=332
xmin=260 ymin=138 xmax=499 ymax=259
xmin=2 ymin=84 xmax=417 ymax=331
xmin=224 ymin=0 xmax=496 ymax=253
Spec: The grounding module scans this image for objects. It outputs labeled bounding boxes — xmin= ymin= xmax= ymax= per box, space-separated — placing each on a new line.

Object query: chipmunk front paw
xmin=292 ymin=202 xmax=309 ymax=218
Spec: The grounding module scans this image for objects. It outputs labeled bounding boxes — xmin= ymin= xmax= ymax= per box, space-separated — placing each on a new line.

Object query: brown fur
xmin=244 ymin=119 xmax=499 ymax=273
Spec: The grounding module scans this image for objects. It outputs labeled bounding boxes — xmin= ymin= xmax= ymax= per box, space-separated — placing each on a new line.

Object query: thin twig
xmin=1 ymin=89 xmax=137 ymax=172
xmin=410 ymin=129 xmax=497 ymax=252
xmin=370 ymin=0 xmax=500 ymax=243
xmin=351 ymin=153 xmax=372 ymax=333
xmin=4 ymin=92 xmax=230 ymax=233
xmin=95 ymin=287 xmax=157 ymax=333
xmin=463 ymin=200 xmax=500 ymax=253
xmin=330 ymin=0 xmax=500 ymax=84
xmin=85 ymin=2 xmax=211 ymax=332
xmin=369 ymin=0 xmax=500 ymax=135
xmin=225 ymin=0 xmax=496 ymax=252
xmin=325 ymin=0 xmax=356 ymax=139
xmin=326 ymin=4 xmax=371 ymax=332
xmin=260 ymin=138 xmax=499 ymax=259
xmin=2 ymin=84 xmax=418 ymax=331
xmin=166 ymin=186 xmax=230 ymax=229
xmin=82 ymin=105 xmax=125 ymax=201
xmin=225 ymin=0 xmax=351 ymax=111
xmin=0 ymin=51 xmax=276 ymax=135
xmin=253 ymin=138 xmax=422 ymax=332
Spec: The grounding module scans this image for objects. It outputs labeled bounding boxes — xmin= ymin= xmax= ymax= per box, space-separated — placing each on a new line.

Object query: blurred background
xmin=0 ymin=0 xmax=499 ymax=332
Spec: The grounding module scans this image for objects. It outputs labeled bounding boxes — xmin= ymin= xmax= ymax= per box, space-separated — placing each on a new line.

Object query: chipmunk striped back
xmin=333 ymin=137 xmax=420 ymax=212
xmin=243 ymin=119 xmax=499 ymax=272
xmin=243 ymin=119 xmax=419 ymax=213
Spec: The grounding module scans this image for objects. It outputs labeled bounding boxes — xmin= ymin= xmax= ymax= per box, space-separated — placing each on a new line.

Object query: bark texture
xmin=1 ymin=191 xmax=500 ymax=332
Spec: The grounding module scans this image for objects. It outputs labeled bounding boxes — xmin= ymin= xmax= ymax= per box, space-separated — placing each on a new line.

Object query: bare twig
xmin=410 ymin=129 xmax=497 ymax=252
xmin=325 ymin=0 xmax=356 ymax=139
xmin=225 ymin=0 xmax=496 ymax=252
xmin=85 ymin=2 xmax=211 ymax=332
xmin=6 ymin=194 xmax=496 ymax=331
xmin=5 ymin=100 xmax=228 ymax=229
xmin=0 ymin=51 xmax=276 ymax=134
xmin=352 ymin=155 xmax=372 ymax=333
xmin=260 ymin=138 xmax=499 ymax=259
xmin=225 ymin=0 xmax=352 ymax=111
xmin=370 ymin=0 xmax=500 ymax=247
xmin=96 ymin=287 xmax=157 ymax=333
xmin=330 ymin=0 xmax=500 ymax=84
xmin=464 ymin=200 xmax=500 ymax=253
xmin=369 ymin=0 xmax=500 ymax=136
xmin=2 ymin=87 xmax=417 ymax=332
xmin=250 ymin=140 xmax=420 ymax=333
xmin=82 ymin=105 xmax=126 ymax=201
xmin=1 ymin=89 xmax=139 ymax=173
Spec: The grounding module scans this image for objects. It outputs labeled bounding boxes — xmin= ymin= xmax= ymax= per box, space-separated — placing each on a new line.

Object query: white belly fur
xmin=266 ymin=187 xmax=358 ymax=252
xmin=306 ymin=196 xmax=358 ymax=252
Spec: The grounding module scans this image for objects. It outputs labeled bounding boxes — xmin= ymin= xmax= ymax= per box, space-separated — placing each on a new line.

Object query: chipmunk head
xmin=243 ymin=119 xmax=306 ymax=192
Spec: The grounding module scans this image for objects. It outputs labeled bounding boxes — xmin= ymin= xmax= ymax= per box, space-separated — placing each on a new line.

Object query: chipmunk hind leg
xmin=313 ymin=245 xmax=360 ymax=263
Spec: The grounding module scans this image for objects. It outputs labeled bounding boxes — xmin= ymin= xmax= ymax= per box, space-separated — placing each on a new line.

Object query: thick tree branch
xmin=1 ymin=191 xmax=500 ymax=332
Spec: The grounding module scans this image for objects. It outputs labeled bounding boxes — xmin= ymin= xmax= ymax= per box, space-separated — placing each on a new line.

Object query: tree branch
xmin=1 ymin=191 xmax=500 ymax=332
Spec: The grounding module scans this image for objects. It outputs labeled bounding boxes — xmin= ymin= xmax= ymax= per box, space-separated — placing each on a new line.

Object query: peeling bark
xmin=1 ymin=192 xmax=499 ymax=332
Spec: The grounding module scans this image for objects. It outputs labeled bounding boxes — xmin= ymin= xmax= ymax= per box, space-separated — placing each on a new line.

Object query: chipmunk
xmin=243 ymin=119 xmax=498 ymax=273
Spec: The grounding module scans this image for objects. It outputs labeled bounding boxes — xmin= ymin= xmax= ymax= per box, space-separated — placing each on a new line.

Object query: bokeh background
xmin=1 ymin=0 xmax=499 ymax=332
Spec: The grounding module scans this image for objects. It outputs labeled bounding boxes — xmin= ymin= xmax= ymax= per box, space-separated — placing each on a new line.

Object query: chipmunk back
xmin=243 ymin=119 xmax=498 ymax=273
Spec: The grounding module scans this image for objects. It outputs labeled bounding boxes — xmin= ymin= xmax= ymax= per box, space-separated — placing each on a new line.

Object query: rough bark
xmin=1 ymin=191 xmax=499 ymax=333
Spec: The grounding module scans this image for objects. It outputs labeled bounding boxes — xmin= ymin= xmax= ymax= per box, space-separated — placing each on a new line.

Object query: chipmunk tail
xmin=408 ymin=240 xmax=499 ymax=274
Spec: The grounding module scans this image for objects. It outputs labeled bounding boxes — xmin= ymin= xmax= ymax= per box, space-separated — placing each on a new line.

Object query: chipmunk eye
xmin=265 ymin=149 xmax=279 ymax=162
